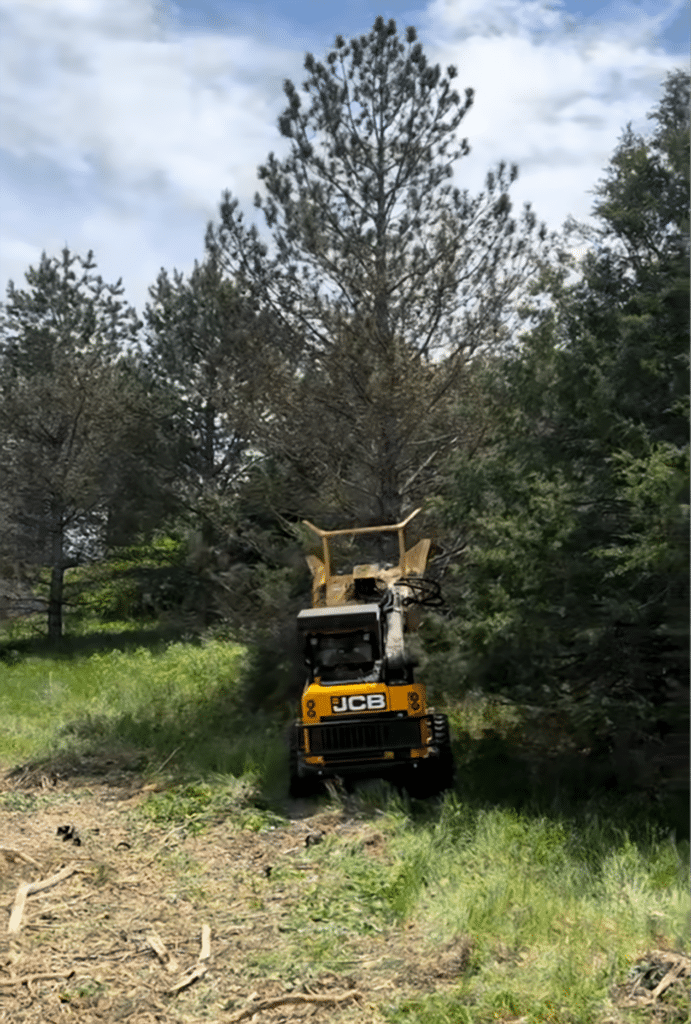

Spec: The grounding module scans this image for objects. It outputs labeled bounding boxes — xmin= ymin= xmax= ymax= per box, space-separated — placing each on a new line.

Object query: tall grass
xmin=0 ymin=631 xmax=288 ymax=782
xmin=285 ymin=791 xmax=689 ymax=1023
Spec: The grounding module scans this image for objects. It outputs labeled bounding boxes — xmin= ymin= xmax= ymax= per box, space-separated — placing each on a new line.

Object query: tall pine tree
xmin=143 ymin=257 xmax=268 ymax=518
xmin=207 ymin=17 xmax=555 ymax=523
xmin=0 ymin=249 xmax=143 ymax=640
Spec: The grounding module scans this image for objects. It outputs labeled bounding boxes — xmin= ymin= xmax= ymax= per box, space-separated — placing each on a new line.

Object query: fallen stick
xmin=166 ymin=925 xmax=212 ymax=995
xmin=7 ymin=883 xmax=29 ymax=935
xmin=167 ymin=963 xmax=208 ymax=994
xmin=7 ymin=864 xmax=80 ymax=933
xmin=0 ymin=970 xmax=75 ymax=987
xmin=0 ymin=848 xmax=42 ymax=870
xmin=25 ymin=863 xmax=80 ymax=895
xmin=226 ymin=991 xmax=360 ymax=1022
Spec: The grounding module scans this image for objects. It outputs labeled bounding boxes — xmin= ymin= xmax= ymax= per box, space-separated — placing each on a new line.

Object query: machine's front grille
xmin=308 ymin=716 xmax=423 ymax=757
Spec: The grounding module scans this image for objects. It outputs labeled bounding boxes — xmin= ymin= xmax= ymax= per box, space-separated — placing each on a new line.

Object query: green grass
xmin=135 ymin=776 xmax=287 ymax=833
xmin=290 ymin=793 xmax=689 ymax=1023
xmin=0 ymin=623 xmax=290 ymax=784
xmin=400 ymin=801 xmax=687 ymax=1021
xmin=0 ymin=618 xmax=688 ymax=1023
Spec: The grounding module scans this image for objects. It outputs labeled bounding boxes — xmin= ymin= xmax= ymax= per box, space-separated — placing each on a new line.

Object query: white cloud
xmin=424 ymin=0 xmax=685 ymax=227
xmin=427 ymin=0 xmax=684 ymax=44
xmin=0 ymin=0 xmax=303 ymax=307
xmin=0 ymin=0 xmax=294 ymax=208
xmin=0 ymin=0 xmax=687 ymax=311
xmin=0 ymin=235 xmax=42 ymax=279
xmin=427 ymin=0 xmax=564 ymax=39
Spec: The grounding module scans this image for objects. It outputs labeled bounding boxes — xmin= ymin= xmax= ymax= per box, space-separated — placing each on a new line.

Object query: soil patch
xmin=0 ymin=770 xmax=463 ymax=1024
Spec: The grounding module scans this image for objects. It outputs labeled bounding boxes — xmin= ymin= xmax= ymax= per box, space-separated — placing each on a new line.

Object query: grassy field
xmin=0 ymin=618 xmax=281 ymax=782
xmin=0 ymin=618 xmax=688 ymax=1023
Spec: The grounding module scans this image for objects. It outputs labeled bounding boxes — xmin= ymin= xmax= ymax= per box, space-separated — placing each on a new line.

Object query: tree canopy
xmin=206 ymin=17 xmax=556 ymax=522
xmin=0 ymin=248 xmax=144 ymax=639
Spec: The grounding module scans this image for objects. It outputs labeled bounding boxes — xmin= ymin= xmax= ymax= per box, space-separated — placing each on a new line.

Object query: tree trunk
xmin=48 ymin=510 xmax=64 ymax=643
xmin=203 ymin=400 xmax=215 ymax=482
xmin=48 ymin=562 xmax=64 ymax=643
xmin=378 ymin=419 xmax=402 ymax=524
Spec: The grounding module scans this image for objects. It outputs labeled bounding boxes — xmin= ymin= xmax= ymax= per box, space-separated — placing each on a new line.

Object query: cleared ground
xmin=0 ymin=766 xmax=475 ymax=1024
xmin=0 ymin=758 xmax=688 ymax=1024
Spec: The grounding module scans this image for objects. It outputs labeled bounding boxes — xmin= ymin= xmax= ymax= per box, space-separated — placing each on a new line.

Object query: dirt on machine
xmin=289 ymin=509 xmax=454 ymax=798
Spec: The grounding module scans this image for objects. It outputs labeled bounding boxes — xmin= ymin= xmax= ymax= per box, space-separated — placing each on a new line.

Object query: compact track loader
xmin=289 ymin=509 xmax=454 ymax=798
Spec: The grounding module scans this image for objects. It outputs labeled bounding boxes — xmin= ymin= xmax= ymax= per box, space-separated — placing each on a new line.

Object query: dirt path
xmin=0 ymin=770 xmax=467 ymax=1024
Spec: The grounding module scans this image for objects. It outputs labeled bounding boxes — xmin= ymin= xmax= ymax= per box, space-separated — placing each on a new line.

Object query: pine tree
xmin=0 ymin=248 xmax=142 ymax=640
xmin=436 ymin=71 xmax=689 ymax=776
xmin=143 ymin=257 xmax=266 ymax=513
xmin=206 ymin=17 xmax=554 ymax=522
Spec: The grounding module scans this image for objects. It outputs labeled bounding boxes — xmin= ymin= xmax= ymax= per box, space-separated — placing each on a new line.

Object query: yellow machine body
xmin=289 ymin=510 xmax=453 ymax=796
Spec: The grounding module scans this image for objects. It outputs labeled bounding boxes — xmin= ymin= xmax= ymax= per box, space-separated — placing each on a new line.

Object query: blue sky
xmin=0 ymin=0 xmax=687 ymax=313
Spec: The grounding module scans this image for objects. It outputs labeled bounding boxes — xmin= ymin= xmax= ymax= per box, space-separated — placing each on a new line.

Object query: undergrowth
xmin=0 ymin=627 xmax=289 ymax=790
xmin=135 ymin=776 xmax=287 ymax=833
xmin=0 ymin=619 xmax=688 ymax=1023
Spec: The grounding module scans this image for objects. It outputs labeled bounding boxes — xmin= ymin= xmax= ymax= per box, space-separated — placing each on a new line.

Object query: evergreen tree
xmin=435 ymin=71 xmax=689 ymax=778
xmin=206 ymin=17 xmax=555 ymax=522
xmin=143 ymin=257 xmax=268 ymax=513
xmin=0 ymin=249 xmax=143 ymax=640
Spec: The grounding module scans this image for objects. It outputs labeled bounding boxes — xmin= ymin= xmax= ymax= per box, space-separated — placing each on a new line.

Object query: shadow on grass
xmin=3 ymin=630 xmax=687 ymax=843
xmin=9 ymin=706 xmax=689 ymax=843
xmin=449 ymin=729 xmax=690 ymax=842
xmin=0 ymin=624 xmax=188 ymax=662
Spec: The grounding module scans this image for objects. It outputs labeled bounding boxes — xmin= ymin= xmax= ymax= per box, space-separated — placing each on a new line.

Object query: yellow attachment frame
xmin=303 ymin=508 xmax=431 ymax=608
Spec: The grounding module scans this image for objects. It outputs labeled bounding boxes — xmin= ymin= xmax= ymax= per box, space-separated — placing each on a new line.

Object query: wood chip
xmin=147 ymin=932 xmax=179 ymax=973
xmin=199 ymin=923 xmax=211 ymax=962
xmin=226 ymin=990 xmax=360 ymax=1022
xmin=7 ymin=864 xmax=80 ymax=933
xmin=0 ymin=847 xmax=42 ymax=870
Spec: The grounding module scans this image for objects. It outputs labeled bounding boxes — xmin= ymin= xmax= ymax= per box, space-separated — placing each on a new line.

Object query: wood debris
xmin=7 ymin=864 xmax=80 ymax=934
xmin=147 ymin=932 xmax=179 ymax=973
xmin=0 ymin=847 xmax=42 ymax=870
xmin=166 ymin=923 xmax=211 ymax=995
xmin=650 ymin=958 xmax=685 ymax=1000
xmin=23 ymin=863 xmax=79 ymax=896
xmin=622 ymin=949 xmax=691 ymax=1007
xmin=199 ymin=922 xmax=211 ymax=961
xmin=226 ymin=990 xmax=361 ymax=1022
xmin=168 ymin=962 xmax=208 ymax=995
xmin=0 ymin=970 xmax=75 ymax=988
xmin=7 ymin=882 xmax=29 ymax=934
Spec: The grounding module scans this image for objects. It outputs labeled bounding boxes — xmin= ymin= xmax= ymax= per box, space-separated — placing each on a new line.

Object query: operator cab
xmin=308 ymin=631 xmax=377 ymax=682
xmin=297 ymin=604 xmax=382 ymax=685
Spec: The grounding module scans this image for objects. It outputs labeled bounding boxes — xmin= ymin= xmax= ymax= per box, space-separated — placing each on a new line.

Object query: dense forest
xmin=0 ymin=22 xmax=688 ymax=810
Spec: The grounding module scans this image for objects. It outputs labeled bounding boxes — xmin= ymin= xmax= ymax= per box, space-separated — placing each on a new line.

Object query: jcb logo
xmin=331 ymin=693 xmax=386 ymax=714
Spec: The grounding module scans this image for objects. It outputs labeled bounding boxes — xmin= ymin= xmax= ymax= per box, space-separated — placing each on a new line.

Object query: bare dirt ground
xmin=0 ymin=764 xmax=475 ymax=1024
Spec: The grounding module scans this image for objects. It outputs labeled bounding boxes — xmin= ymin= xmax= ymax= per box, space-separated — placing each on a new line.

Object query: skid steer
xmin=289 ymin=509 xmax=454 ymax=798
